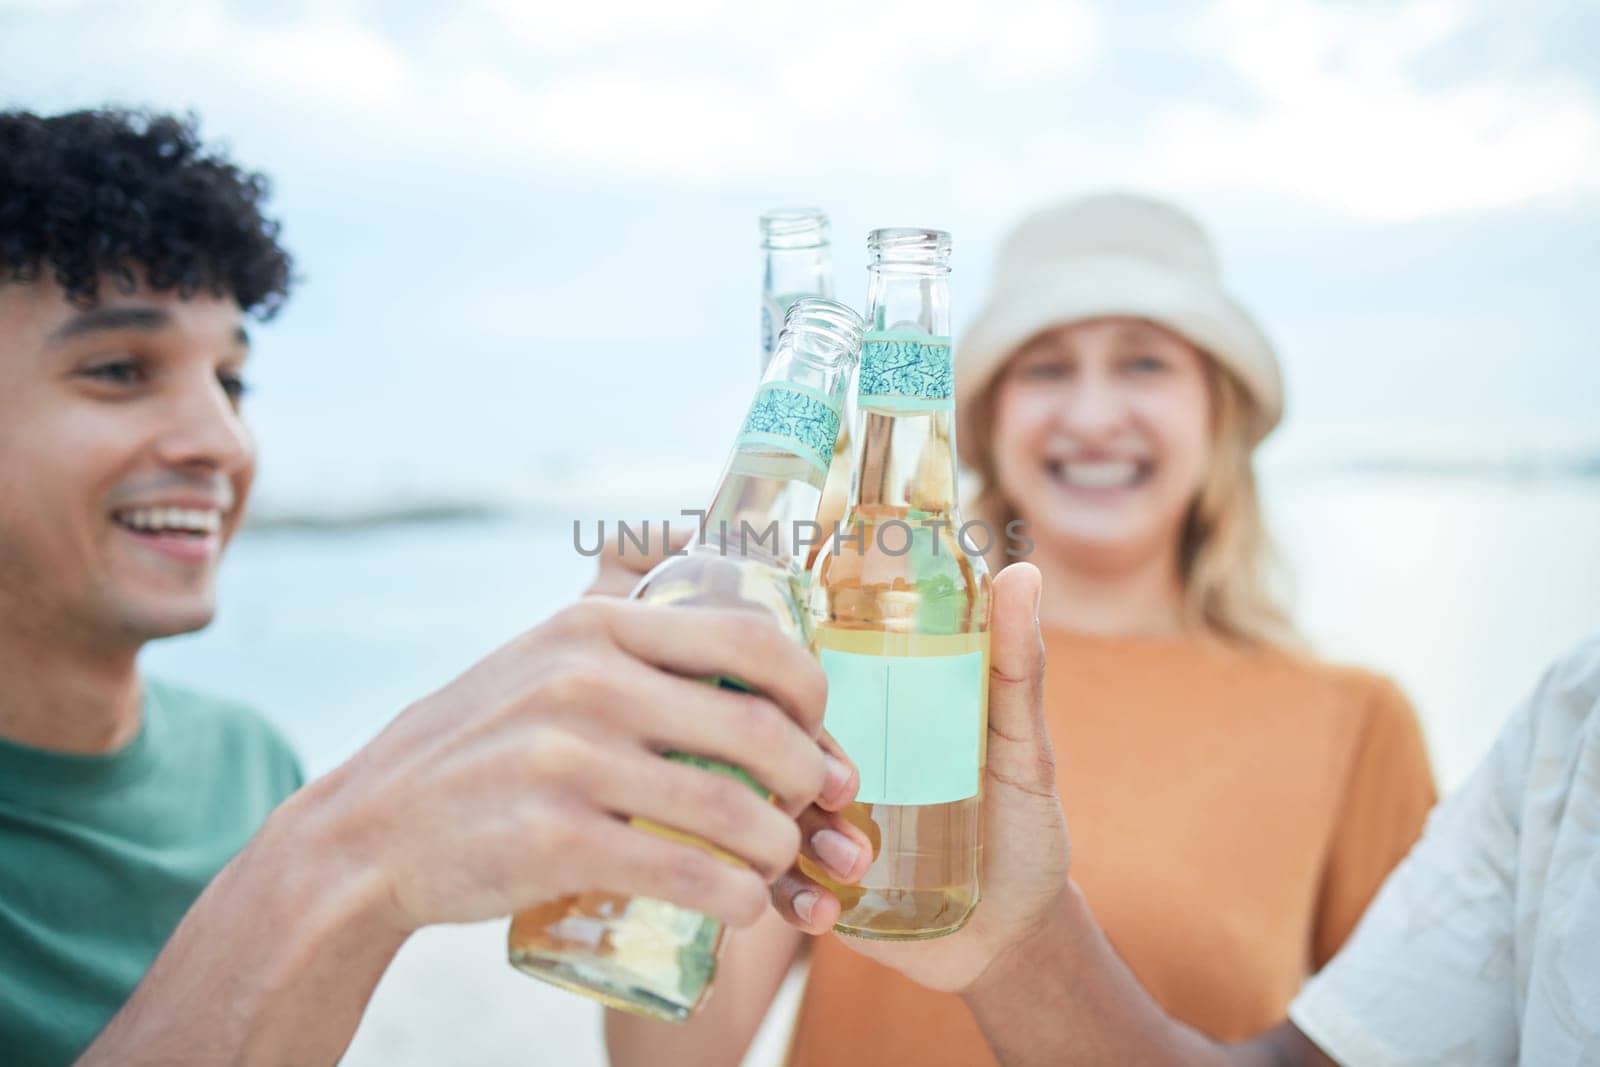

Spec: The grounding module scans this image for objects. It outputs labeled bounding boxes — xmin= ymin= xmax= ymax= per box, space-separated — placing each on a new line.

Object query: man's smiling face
xmin=0 ymin=278 xmax=256 ymax=649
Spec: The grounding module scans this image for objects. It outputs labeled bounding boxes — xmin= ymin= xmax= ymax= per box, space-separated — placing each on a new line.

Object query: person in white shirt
xmin=1288 ymin=635 xmax=1600 ymax=1064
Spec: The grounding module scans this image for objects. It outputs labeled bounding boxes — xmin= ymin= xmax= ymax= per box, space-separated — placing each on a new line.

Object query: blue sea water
xmin=142 ymin=518 xmax=588 ymax=776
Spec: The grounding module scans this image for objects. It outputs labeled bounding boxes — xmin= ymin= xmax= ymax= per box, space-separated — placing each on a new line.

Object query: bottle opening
xmin=782 ymin=297 xmax=864 ymax=362
xmin=868 ymin=228 xmax=951 ymax=271
xmin=761 ymin=207 xmax=830 ymax=250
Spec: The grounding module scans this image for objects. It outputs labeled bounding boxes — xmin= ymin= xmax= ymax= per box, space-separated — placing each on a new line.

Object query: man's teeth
xmin=117 ymin=507 xmax=222 ymax=534
xmin=1052 ymin=460 xmax=1142 ymax=489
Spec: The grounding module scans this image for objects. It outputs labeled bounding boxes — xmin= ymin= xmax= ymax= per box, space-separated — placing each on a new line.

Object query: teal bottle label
xmin=819 ymin=648 xmax=983 ymax=805
xmin=858 ymin=330 xmax=954 ymax=411
xmin=736 ymin=381 xmax=841 ymax=476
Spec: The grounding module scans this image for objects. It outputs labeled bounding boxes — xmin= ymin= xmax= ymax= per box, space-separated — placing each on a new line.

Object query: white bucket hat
xmin=956 ymin=193 xmax=1283 ymax=460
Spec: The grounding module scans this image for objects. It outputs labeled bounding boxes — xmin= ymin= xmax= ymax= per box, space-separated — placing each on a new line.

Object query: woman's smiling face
xmin=990 ymin=317 xmax=1213 ymax=571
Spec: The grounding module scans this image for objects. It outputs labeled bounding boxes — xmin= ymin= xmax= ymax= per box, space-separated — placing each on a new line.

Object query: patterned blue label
xmin=736 ymin=381 xmax=841 ymax=475
xmin=859 ymin=331 xmax=954 ymax=410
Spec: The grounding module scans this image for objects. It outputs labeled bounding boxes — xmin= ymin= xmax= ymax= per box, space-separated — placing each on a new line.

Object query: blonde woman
xmin=608 ymin=194 xmax=1438 ymax=1067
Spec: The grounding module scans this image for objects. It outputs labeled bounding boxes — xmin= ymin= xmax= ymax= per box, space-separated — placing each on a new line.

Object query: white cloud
xmin=239 ymin=21 xmax=410 ymax=110
xmin=1144 ymin=0 xmax=1600 ymax=219
xmin=451 ymin=0 xmax=1102 ymax=181
xmin=475 ymin=0 xmax=728 ymax=53
xmin=454 ymin=69 xmax=782 ymax=179
xmin=5 ymin=0 xmax=1589 ymax=221
xmin=0 ymin=5 xmax=410 ymax=120
xmin=474 ymin=0 xmax=1102 ymax=75
xmin=0 ymin=0 xmax=92 ymax=9
xmin=976 ymin=0 xmax=1101 ymax=81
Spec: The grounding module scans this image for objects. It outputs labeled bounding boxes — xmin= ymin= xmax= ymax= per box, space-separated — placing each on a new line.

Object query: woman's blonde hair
xmin=965 ymin=346 xmax=1299 ymax=650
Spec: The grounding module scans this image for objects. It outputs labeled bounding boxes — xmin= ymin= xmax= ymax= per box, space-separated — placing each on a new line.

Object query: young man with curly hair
xmin=0 ymin=108 xmax=918 ymax=1065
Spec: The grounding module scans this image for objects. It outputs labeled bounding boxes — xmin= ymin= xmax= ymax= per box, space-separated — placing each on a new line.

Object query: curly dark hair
xmin=0 ymin=108 xmax=293 ymax=319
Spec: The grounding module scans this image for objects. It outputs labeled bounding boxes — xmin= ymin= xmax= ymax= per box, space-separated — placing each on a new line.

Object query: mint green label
xmin=736 ymin=381 xmax=841 ymax=475
xmin=858 ymin=330 xmax=954 ymax=411
xmin=819 ymin=648 xmax=982 ymax=805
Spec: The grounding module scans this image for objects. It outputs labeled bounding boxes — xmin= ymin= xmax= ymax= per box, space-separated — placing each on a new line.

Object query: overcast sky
xmin=4 ymin=0 xmax=1596 ymax=510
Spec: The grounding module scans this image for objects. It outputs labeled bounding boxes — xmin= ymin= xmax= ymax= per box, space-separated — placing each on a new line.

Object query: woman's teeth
xmin=1048 ymin=460 xmax=1143 ymax=489
xmin=114 ymin=507 xmax=223 ymax=535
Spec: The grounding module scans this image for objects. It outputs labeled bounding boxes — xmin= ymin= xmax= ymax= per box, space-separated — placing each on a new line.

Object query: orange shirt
xmin=787 ymin=629 xmax=1437 ymax=1066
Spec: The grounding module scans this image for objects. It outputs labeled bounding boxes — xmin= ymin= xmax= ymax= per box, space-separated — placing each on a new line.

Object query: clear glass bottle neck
xmin=705 ymin=333 xmax=854 ymax=562
xmin=849 ymin=407 xmax=961 ymax=517
xmin=765 ymin=245 xmax=833 ymax=303
xmin=856 ymin=233 xmax=959 ymax=518
xmin=866 ymin=267 xmax=950 ymax=336
xmin=761 ymin=218 xmax=833 ymax=372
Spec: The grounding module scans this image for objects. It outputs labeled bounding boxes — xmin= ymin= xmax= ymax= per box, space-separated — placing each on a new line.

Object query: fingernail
xmin=824 ymin=755 xmax=852 ymax=800
xmin=793 ymin=890 xmax=819 ymax=925
xmin=812 ymin=829 xmax=862 ymax=878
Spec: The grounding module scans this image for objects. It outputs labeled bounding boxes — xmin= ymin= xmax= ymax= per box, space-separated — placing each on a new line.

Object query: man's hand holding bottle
xmin=286 ymin=596 xmax=863 ymax=935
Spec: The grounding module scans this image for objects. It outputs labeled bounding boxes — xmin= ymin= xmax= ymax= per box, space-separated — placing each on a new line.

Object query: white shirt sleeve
xmin=1287 ymin=699 xmax=1533 ymax=1066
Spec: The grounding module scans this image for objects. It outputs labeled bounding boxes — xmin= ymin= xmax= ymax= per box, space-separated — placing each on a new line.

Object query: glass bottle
xmin=760 ymin=207 xmax=850 ymax=565
xmin=806 ymin=228 xmax=992 ymax=940
xmin=759 ymin=207 xmax=833 ymax=371
xmin=507 ymin=297 xmax=865 ymax=1020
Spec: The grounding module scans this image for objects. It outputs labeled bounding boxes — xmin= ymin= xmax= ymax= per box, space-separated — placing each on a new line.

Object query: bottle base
xmin=832 ymin=915 xmax=971 ymax=941
xmin=830 ymin=884 xmax=979 ymax=941
xmin=508 ymin=948 xmax=696 ymax=1023
xmin=506 ymin=893 xmax=723 ymax=1023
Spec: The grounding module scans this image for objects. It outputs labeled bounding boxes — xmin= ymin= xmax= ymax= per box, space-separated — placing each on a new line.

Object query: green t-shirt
xmin=0 ymin=678 xmax=303 ymax=1066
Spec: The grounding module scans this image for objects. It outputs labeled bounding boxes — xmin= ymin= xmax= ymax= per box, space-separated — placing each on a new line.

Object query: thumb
xmin=985 ymin=562 xmax=1053 ymax=793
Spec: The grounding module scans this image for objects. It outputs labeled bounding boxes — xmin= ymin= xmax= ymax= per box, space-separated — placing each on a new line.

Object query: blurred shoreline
xmin=242 ymin=448 xmax=1600 ymax=533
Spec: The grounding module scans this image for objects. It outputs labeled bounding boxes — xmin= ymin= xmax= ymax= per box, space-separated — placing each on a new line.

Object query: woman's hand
xmin=771 ymin=562 xmax=1074 ymax=993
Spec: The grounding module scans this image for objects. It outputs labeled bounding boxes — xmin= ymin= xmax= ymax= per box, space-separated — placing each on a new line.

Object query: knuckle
xmin=797 ymin=662 xmax=829 ymax=732
xmin=551 ymin=598 xmax=611 ymax=641
xmin=657 ymin=764 xmax=702 ymax=812
xmin=746 ymin=612 xmax=789 ymax=650
xmin=538 ymin=657 xmax=617 ymax=712
xmin=762 ymin=623 xmax=808 ymax=679
xmin=532 ymin=663 xmax=583 ymax=708
xmin=802 ymin=749 xmax=829 ymax=805
xmin=731 ymin=695 xmax=786 ymax=754
xmin=532 ymin=802 xmax=587 ymax=860
xmin=757 ymin=819 xmax=802 ymax=879
xmin=662 ymin=848 xmax=721 ymax=902
xmin=773 ymin=745 xmax=827 ymax=812
xmin=692 ymin=774 xmax=752 ymax=840
xmin=526 ymin=728 xmax=592 ymax=788
xmin=720 ymin=611 xmax=785 ymax=663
